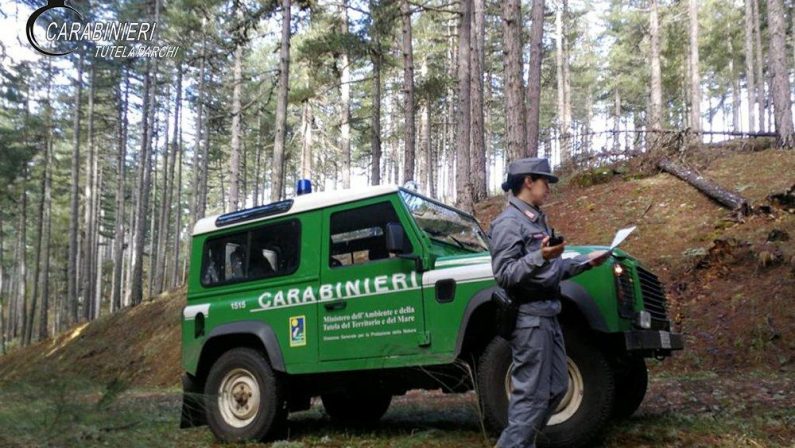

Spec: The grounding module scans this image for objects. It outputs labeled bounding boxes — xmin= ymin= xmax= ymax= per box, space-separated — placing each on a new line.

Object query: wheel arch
xmin=195 ymin=320 xmax=286 ymax=384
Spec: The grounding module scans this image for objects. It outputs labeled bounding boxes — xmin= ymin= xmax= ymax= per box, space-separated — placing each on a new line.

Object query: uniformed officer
xmin=489 ymin=157 xmax=608 ymax=448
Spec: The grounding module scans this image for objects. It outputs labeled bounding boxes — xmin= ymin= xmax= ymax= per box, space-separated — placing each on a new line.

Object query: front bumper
xmin=624 ymin=330 xmax=684 ymax=355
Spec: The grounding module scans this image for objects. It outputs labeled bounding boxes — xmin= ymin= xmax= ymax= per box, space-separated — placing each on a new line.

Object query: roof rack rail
xmin=215 ymin=199 xmax=294 ymax=227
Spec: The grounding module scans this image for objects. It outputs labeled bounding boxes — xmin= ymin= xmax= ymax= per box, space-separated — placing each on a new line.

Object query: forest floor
xmin=1 ymin=143 xmax=794 ymax=447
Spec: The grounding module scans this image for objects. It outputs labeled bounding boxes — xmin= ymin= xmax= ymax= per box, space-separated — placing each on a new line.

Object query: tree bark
xmin=192 ymin=25 xmax=207 ymax=224
xmin=658 ymin=158 xmax=750 ymax=214
xmin=129 ymin=64 xmax=154 ymax=307
xmin=67 ymin=53 xmax=83 ymax=326
xmin=111 ymin=70 xmax=128 ymax=313
xmin=688 ymin=0 xmax=701 ymax=134
xmin=456 ymin=0 xmax=473 ymax=212
xmin=744 ymin=0 xmax=757 ymax=132
xmin=157 ymin=67 xmax=181 ymax=292
xmin=271 ymin=0 xmax=291 ymax=201
xmin=0 ymin=212 xmax=5 ymax=353
xmin=300 ymin=99 xmax=313 ymax=178
xmin=470 ymin=0 xmax=487 ymax=202
xmin=649 ymin=0 xmax=663 ymax=131
xmin=228 ymin=0 xmax=244 ymax=211
xmin=526 ymin=0 xmax=545 ymax=157
xmin=729 ymin=39 xmax=742 ymax=133
xmin=82 ymin=64 xmax=97 ymax=321
xmin=766 ymin=0 xmax=794 ymax=146
xmin=370 ymin=40 xmax=382 ymax=186
xmin=752 ymin=0 xmax=765 ymax=132
xmin=400 ymin=0 xmax=415 ymax=184
xmin=16 ymin=183 xmax=28 ymax=344
xmin=556 ymin=1 xmax=572 ymax=163
xmin=340 ymin=0 xmax=352 ymax=188
xmin=502 ymin=0 xmax=526 ymax=163
xmin=172 ymin=77 xmax=184 ymax=289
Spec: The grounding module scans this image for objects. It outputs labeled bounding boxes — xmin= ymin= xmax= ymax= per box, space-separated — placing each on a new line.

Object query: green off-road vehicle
xmin=180 ymin=184 xmax=683 ymax=447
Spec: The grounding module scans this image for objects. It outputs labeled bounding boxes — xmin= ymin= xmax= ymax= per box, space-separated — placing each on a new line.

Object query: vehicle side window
xmin=329 ymin=202 xmax=412 ymax=268
xmin=201 ymin=219 xmax=301 ymax=287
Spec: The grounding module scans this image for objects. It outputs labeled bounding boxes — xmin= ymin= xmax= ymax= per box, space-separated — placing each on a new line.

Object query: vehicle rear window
xmin=201 ymin=219 xmax=301 ymax=287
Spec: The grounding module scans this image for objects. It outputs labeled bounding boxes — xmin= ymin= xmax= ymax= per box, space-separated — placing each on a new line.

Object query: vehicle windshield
xmin=399 ymin=189 xmax=490 ymax=254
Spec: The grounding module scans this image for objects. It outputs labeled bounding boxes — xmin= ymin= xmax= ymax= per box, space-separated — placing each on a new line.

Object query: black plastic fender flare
xmin=202 ymin=320 xmax=286 ymax=372
xmin=454 ymin=281 xmax=608 ymax=356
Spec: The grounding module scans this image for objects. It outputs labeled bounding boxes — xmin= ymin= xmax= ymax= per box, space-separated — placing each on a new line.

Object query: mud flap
xmin=180 ymin=373 xmax=206 ymax=428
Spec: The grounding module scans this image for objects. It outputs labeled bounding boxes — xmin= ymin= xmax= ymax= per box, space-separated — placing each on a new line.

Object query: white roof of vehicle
xmin=192 ymin=184 xmax=400 ymax=236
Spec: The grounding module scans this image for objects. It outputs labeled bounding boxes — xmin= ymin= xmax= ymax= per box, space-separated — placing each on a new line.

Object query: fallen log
xmin=658 ymin=157 xmax=750 ymax=215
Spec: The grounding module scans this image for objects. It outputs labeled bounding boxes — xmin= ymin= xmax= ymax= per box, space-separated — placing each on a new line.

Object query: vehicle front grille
xmin=636 ymin=266 xmax=668 ymax=321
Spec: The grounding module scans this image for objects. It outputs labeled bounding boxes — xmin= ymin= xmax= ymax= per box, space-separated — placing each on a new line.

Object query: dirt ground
xmin=1 ymin=368 xmax=792 ymax=447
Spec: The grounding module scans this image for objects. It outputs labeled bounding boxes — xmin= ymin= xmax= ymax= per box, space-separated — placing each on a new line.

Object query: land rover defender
xmin=180 ymin=184 xmax=683 ymax=447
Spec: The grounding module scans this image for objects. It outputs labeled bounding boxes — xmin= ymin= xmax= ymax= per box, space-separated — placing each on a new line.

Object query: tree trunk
xmin=456 ymin=0 xmax=473 ymax=212
xmin=613 ymin=90 xmax=621 ymax=152
xmin=0 ymin=212 xmax=5 ymax=353
xmin=470 ymin=0 xmax=487 ymax=202
xmin=300 ymin=99 xmax=313 ymax=178
xmin=526 ymin=0 xmax=545 ymax=156
xmin=502 ymin=0 xmax=526 ymax=163
xmin=556 ymin=1 xmax=571 ymax=163
xmin=340 ymin=0 xmax=352 ymax=188
xmin=752 ymin=0 xmax=765 ymax=132
xmin=67 ymin=53 xmax=83 ymax=326
xmin=649 ymin=0 xmax=663 ymax=131
xmin=172 ymin=83 xmax=184 ymax=289
xmin=228 ymin=1 xmax=244 ymax=211
xmin=192 ymin=27 xmax=207 ymax=225
xmin=16 ymin=184 xmax=28 ymax=344
xmin=129 ymin=64 xmax=154 ymax=307
xmin=658 ymin=158 xmax=750 ymax=214
xmin=158 ymin=67 xmax=181 ymax=292
xmin=271 ymin=0 xmax=291 ymax=201
xmin=112 ymin=70 xmax=128 ymax=313
xmin=82 ymin=64 xmax=97 ymax=321
xmin=689 ymin=0 xmax=701 ymax=134
xmin=400 ymin=0 xmax=415 ymax=184
xmin=766 ymin=0 xmax=794 ymax=147
xmin=370 ymin=41 xmax=382 ymax=186
xmin=729 ymin=40 xmax=742 ymax=132
xmin=744 ymin=0 xmax=757 ymax=132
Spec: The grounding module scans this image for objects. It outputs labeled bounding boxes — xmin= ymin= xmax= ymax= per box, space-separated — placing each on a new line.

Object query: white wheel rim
xmin=218 ymin=368 xmax=261 ymax=428
xmin=505 ymin=357 xmax=584 ymax=426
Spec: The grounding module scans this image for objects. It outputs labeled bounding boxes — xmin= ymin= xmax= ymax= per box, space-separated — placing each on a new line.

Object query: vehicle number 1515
xmin=231 ymin=300 xmax=247 ymax=310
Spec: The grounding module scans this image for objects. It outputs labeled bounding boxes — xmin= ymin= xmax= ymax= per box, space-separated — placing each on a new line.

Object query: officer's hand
xmin=541 ymin=236 xmax=565 ymax=260
xmin=588 ymin=250 xmax=610 ymax=266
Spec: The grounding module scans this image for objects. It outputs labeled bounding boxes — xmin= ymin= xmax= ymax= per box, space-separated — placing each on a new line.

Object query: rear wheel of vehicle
xmin=612 ymin=356 xmax=648 ymax=419
xmin=321 ymin=389 xmax=392 ymax=424
xmin=204 ymin=348 xmax=286 ymax=442
xmin=477 ymin=327 xmax=615 ymax=448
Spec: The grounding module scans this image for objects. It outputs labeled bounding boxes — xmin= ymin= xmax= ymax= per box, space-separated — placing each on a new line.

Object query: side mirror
xmin=385 ymin=222 xmax=406 ymax=254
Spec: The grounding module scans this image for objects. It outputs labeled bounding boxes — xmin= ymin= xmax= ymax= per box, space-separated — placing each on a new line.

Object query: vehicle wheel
xmin=612 ymin=356 xmax=648 ymax=419
xmin=321 ymin=389 xmax=392 ymax=424
xmin=476 ymin=327 xmax=615 ymax=448
xmin=204 ymin=348 xmax=287 ymax=442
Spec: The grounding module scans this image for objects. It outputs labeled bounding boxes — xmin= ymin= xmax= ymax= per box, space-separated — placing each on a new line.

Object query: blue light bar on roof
xmin=215 ymin=199 xmax=294 ymax=227
xmin=296 ymin=179 xmax=312 ymax=196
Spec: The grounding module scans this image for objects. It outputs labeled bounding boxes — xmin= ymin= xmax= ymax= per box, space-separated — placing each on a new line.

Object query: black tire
xmin=611 ymin=356 xmax=648 ymax=419
xmin=476 ymin=327 xmax=615 ymax=448
xmin=321 ymin=389 xmax=392 ymax=424
xmin=204 ymin=347 xmax=287 ymax=442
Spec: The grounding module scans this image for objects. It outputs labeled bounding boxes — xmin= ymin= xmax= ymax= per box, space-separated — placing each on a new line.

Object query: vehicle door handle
xmin=324 ymin=300 xmax=347 ymax=311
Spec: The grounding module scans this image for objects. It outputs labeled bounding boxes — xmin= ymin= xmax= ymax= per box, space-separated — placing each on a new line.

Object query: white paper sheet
xmin=609 ymin=226 xmax=636 ymax=250
xmin=574 ymin=225 xmax=636 ymax=266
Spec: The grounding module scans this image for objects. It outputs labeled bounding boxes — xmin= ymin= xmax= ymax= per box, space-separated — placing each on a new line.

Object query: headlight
xmin=613 ymin=263 xmax=624 ymax=276
xmin=638 ymin=310 xmax=651 ymax=329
